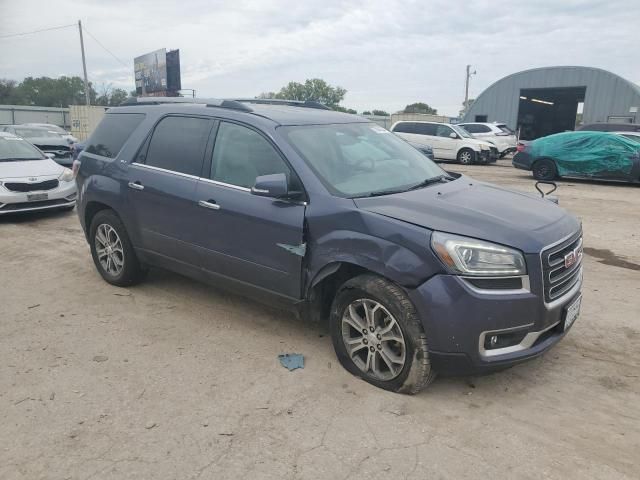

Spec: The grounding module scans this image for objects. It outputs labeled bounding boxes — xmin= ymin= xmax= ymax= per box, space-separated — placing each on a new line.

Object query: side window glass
xmin=393 ymin=123 xmax=413 ymax=133
xmin=211 ymin=122 xmax=294 ymax=189
xmin=463 ymin=124 xmax=478 ymax=133
xmin=436 ymin=125 xmax=454 ymax=137
xmin=478 ymin=125 xmax=492 ymax=133
xmin=146 ymin=116 xmax=211 ymax=176
xmin=414 ymin=123 xmax=437 ymax=136
xmin=85 ymin=113 xmax=145 ymax=158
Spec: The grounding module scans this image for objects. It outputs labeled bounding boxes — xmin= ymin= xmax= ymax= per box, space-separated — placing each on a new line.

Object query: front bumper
xmin=512 ymin=152 xmax=533 ymax=170
xmin=0 ymin=180 xmax=77 ymax=214
xmin=407 ymin=264 xmax=582 ymax=376
xmin=478 ymin=149 xmax=497 ymax=164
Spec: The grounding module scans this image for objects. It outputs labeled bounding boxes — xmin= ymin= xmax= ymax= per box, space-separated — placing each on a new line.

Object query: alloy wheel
xmin=341 ymin=299 xmax=407 ymax=381
xmin=94 ymin=224 xmax=124 ymax=276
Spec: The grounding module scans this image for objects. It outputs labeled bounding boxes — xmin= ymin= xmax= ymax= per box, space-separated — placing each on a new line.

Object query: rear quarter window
xmin=85 ymin=113 xmax=145 ymax=158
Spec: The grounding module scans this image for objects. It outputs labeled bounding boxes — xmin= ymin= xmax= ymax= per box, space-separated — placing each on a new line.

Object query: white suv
xmin=458 ymin=122 xmax=517 ymax=158
xmin=390 ymin=121 xmax=495 ymax=164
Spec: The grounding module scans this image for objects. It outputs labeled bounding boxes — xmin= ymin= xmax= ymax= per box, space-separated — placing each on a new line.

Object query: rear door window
xmin=414 ymin=123 xmax=438 ymax=136
xmin=85 ymin=113 xmax=145 ymax=158
xmin=144 ymin=116 xmax=212 ymax=176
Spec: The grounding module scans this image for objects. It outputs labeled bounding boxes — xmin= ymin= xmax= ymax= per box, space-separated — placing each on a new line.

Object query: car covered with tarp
xmin=512 ymin=131 xmax=640 ymax=183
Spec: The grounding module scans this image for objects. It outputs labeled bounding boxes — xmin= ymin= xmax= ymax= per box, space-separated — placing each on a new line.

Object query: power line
xmin=0 ymin=23 xmax=76 ymax=39
xmin=81 ymin=25 xmax=129 ymax=69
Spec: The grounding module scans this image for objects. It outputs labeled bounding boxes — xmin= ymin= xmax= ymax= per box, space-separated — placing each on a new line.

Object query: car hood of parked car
xmin=24 ymin=137 xmax=69 ymax=148
xmin=0 ymin=159 xmax=64 ymax=179
xmin=354 ymin=176 xmax=580 ymax=253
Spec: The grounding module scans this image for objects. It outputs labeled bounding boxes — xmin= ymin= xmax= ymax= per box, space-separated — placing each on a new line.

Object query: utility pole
xmin=78 ymin=20 xmax=90 ymax=105
xmin=464 ymin=64 xmax=476 ymax=116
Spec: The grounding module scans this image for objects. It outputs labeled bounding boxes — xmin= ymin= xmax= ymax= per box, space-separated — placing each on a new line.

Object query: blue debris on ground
xmin=278 ymin=353 xmax=304 ymax=371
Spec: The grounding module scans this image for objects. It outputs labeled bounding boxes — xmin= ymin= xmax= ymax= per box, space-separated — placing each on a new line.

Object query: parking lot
xmin=1 ymin=160 xmax=638 ymax=479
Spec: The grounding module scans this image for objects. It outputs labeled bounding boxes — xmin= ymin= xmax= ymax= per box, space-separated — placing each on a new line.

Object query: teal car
xmin=513 ymin=131 xmax=640 ymax=183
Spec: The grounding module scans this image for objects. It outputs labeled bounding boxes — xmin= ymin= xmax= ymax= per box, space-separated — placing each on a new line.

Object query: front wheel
xmin=457 ymin=148 xmax=476 ymax=165
xmin=532 ymin=158 xmax=557 ymax=180
xmin=330 ymin=274 xmax=436 ymax=394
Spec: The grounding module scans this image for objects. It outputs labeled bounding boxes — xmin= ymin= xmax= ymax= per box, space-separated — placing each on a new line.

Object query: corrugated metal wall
xmin=463 ymin=66 xmax=640 ymax=129
xmin=0 ymin=105 xmax=71 ymax=128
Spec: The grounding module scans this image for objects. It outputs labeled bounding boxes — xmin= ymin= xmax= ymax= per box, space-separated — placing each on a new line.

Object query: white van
xmin=390 ymin=121 xmax=495 ymax=164
xmin=458 ymin=122 xmax=517 ymax=158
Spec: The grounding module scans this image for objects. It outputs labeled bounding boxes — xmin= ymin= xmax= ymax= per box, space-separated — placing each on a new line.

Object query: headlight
xmin=59 ymin=168 xmax=74 ymax=182
xmin=431 ymin=232 xmax=526 ymax=276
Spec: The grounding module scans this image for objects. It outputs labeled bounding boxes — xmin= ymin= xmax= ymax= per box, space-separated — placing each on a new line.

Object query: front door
xmin=192 ymin=121 xmax=306 ymax=299
xmin=127 ymin=115 xmax=214 ymax=265
xmin=435 ymin=124 xmax=458 ymax=159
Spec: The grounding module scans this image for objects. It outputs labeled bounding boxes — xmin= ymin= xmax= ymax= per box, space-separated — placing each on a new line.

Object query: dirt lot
xmin=1 ymin=161 xmax=639 ymax=479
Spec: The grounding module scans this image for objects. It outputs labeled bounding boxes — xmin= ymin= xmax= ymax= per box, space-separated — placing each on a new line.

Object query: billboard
xmin=134 ymin=48 xmax=167 ymax=95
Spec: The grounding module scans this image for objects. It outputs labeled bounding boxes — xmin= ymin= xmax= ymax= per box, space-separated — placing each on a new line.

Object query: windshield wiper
xmin=406 ymin=174 xmax=454 ymax=191
xmin=356 ymin=175 xmax=454 ymax=198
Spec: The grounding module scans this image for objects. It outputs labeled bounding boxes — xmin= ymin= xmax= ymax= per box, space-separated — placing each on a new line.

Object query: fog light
xmin=484 ymin=331 xmax=528 ymax=350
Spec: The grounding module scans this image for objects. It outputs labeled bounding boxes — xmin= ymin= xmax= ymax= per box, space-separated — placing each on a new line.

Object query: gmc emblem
xmin=564 ymin=246 xmax=583 ymax=269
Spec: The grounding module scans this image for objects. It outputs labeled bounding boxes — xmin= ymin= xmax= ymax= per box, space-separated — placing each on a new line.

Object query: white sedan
xmin=0 ymin=132 xmax=77 ymax=215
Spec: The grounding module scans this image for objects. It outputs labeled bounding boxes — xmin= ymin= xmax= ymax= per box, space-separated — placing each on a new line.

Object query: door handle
xmin=128 ymin=181 xmax=144 ymax=191
xmin=198 ymin=200 xmax=221 ymax=210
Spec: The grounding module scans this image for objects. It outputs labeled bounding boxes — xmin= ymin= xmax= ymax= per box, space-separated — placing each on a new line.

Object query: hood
xmin=0 ymin=159 xmax=64 ymax=179
xmin=469 ymin=138 xmax=494 ymax=149
xmin=354 ymin=176 xmax=580 ymax=253
xmin=26 ymin=137 xmax=69 ymax=147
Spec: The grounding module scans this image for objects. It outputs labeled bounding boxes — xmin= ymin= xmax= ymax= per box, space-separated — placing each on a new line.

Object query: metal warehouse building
xmin=462 ymin=66 xmax=640 ymax=140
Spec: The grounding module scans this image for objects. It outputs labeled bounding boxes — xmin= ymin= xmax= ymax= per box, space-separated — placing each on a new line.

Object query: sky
xmin=1 ymin=0 xmax=639 ymax=116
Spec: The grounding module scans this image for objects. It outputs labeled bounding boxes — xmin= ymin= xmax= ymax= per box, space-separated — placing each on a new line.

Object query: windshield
xmin=451 ymin=124 xmax=472 ymax=138
xmin=0 ymin=136 xmax=45 ymax=161
xmin=14 ymin=128 xmax=61 ymax=139
xmin=280 ymin=123 xmax=447 ymax=197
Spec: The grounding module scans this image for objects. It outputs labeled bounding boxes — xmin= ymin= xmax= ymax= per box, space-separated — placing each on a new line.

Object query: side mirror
xmin=251 ymin=173 xmax=288 ymax=198
xmin=44 ymin=153 xmax=55 ymax=159
xmin=449 ymin=132 xmax=458 ymax=139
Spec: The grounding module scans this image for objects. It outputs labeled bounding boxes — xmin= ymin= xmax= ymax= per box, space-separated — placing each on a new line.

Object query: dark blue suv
xmin=75 ymin=98 xmax=583 ymax=394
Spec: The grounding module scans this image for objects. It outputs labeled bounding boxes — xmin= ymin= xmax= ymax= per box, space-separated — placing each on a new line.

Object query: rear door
xmin=192 ymin=121 xmax=306 ymax=299
xmin=127 ymin=115 xmax=214 ymax=265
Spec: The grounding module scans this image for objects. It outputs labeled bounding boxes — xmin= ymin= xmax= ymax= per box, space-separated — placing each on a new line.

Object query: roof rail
xmin=232 ymin=98 xmax=331 ymax=110
xmin=118 ymin=96 xmax=252 ymax=112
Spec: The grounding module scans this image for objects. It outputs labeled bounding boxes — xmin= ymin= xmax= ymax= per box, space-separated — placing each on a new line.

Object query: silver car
xmin=0 ymin=132 xmax=76 ymax=215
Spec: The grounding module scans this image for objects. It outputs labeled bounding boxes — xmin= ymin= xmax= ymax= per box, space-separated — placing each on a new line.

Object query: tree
xmin=13 ymin=76 xmax=98 ymax=107
xmin=371 ymin=109 xmax=389 ymax=116
xmin=459 ymin=98 xmax=475 ymax=118
xmin=258 ymin=78 xmax=347 ymax=110
xmin=403 ymin=102 xmax=437 ymax=115
xmin=0 ymin=79 xmax=24 ymax=104
xmin=96 ymin=84 xmax=129 ymax=106
xmin=361 ymin=110 xmax=372 ymax=116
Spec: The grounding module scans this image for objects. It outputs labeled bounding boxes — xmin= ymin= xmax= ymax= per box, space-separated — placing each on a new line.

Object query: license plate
xmin=563 ymin=295 xmax=581 ymax=331
xmin=27 ymin=193 xmax=48 ymax=202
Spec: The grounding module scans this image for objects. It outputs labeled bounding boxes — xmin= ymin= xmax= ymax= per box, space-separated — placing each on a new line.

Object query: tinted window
xmin=413 ymin=123 xmax=438 ymax=136
xmin=392 ymin=122 xmax=415 ymax=134
xmin=145 ymin=116 xmax=211 ymax=176
xmin=211 ymin=122 xmax=292 ymax=189
xmin=463 ymin=124 xmax=490 ymax=133
xmin=497 ymin=124 xmax=514 ymax=134
xmin=86 ymin=113 xmax=145 ymax=158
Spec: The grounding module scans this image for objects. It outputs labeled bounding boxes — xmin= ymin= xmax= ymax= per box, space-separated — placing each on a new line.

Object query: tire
xmin=89 ymin=209 xmax=146 ymax=287
xmin=532 ymin=158 xmax=557 ymax=181
xmin=330 ymin=274 xmax=436 ymax=394
xmin=457 ymin=148 xmax=476 ymax=165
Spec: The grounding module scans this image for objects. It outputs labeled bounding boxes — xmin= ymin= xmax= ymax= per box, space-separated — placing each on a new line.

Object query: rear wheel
xmin=532 ymin=158 xmax=557 ymax=180
xmin=89 ymin=209 xmax=146 ymax=287
xmin=330 ymin=274 xmax=435 ymax=394
xmin=457 ymin=148 xmax=476 ymax=165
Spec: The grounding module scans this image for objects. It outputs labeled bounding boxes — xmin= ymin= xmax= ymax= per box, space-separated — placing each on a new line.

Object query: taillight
xmin=72 ymin=159 xmax=81 ymax=178
xmin=516 ymin=144 xmax=526 ymax=152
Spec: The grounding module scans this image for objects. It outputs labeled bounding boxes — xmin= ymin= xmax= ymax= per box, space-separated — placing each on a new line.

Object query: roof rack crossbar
xmin=119 ymin=96 xmax=252 ymax=112
xmin=231 ymin=98 xmax=331 ymax=110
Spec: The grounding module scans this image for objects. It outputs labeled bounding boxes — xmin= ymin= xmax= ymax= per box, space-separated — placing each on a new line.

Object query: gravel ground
xmin=1 ymin=161 xmax=639 ymax=479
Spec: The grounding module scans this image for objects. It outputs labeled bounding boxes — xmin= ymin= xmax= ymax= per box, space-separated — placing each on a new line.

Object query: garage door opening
xmin=517 ymin=86 xmax=586 ymax=140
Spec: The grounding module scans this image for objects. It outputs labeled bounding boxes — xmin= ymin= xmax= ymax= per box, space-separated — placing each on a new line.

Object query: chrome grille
xmin=541 ymin=233 xmax=583 ymax=303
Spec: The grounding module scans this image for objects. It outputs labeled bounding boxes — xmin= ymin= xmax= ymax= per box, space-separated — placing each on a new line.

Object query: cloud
xmin=1 ymin=0 xmax=639 ymax=115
